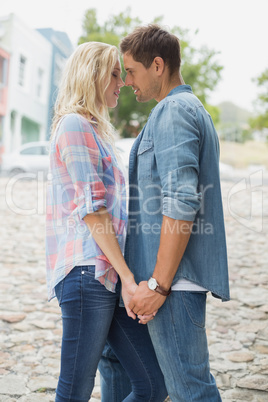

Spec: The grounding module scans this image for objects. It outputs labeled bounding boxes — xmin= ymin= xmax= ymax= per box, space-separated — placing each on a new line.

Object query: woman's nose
xmin=119 ymin=77 xmax=125 ymax=88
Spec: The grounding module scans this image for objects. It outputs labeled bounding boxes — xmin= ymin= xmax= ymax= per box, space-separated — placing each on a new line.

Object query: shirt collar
xmin=166 ymin=84 xmax=193 ymax=98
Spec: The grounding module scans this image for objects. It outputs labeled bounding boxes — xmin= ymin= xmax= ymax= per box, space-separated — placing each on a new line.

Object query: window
xmin=36 ymin=67 xmax=44 ymax=99
xmin=21 ymin=117 xmax=40 ymax=143
xmin=18 ymin=55 xmax=27 ymax=87
xmin=20 ymin=145 xmax=43 ymax=155
xmin=42 ymin=145 xmax=49 ymax=155
xmin=19 ymin=144 xmax=49 ymax=156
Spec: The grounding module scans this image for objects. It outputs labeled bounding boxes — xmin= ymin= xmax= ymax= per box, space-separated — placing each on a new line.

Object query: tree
xmin=250 ymin=68 xmax=268 ymax=130
xmin=79 ymin=8 xmax=223 ymax=136
xmin=78 ymin=8 xmax=140 ymax=47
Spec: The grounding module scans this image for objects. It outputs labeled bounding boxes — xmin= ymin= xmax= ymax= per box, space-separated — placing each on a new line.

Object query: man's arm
xmin=131 ymin=101 xmax=200 ymax=318
xmin=129 ymin=216 xmax=192 ymax=316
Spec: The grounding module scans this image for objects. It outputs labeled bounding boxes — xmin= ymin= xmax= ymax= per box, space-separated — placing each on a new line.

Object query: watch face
xmin=148 ymin=277 xmax=157 ymax=290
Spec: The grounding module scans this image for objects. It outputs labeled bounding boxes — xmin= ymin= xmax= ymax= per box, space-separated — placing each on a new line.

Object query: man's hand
xmin=129 ymin=281 xmax=167 ymax=316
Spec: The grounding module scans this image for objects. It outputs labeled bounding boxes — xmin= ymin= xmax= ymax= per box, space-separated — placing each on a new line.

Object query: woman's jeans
xmin=54 ymin=266 xmax=167 ymax=402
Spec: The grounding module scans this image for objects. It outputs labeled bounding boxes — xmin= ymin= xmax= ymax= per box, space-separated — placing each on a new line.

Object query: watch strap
xmin=155 ymin=284 xmax=171 ymax=297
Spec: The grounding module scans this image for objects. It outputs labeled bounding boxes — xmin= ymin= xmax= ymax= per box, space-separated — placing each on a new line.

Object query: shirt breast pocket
xmin=137 ymin=139 xmax=153 ymax=180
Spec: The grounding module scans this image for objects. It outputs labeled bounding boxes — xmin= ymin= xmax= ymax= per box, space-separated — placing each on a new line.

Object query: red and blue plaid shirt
xmin=46 ymin=113 xmax=127 ymax=301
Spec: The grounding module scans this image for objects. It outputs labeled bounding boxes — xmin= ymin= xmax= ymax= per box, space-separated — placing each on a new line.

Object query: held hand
xmin=121 ymin=281 xmax=138 ymax=320
xmin=129 ymin=281 xmax=167 ymax=316
xmin=137 ymin=311 xmax=158 ymax=325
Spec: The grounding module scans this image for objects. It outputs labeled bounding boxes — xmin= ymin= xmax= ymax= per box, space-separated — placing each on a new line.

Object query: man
xmin=100 ymin=24 xmax=230 ymax=401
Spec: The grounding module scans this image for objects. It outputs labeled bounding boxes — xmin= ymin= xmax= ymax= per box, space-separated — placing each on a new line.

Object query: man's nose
xmin=125 ymin=75 xmax=132 ymax=86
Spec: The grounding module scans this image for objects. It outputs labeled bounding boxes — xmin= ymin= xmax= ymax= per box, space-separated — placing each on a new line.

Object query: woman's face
xmin=104 ymin=58 xmax=124 ymax=108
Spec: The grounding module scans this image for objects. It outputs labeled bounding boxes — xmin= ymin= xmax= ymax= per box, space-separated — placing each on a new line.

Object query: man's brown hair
xmin=120 ymin=24 xmax=181 ymax=77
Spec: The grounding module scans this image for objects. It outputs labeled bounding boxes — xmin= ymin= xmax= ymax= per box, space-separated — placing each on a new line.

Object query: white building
xmin=0 ymin=14 xmax=51 ymax=153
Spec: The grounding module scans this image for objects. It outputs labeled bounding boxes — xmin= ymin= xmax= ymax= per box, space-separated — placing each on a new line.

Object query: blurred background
xmin=0 ymin=0 xmax=267 ymax=175
xmin=0 ymin=3 xmax=268 ymax=400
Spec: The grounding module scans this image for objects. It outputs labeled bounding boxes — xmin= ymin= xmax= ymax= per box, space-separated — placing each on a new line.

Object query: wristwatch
xmin=147 ymin=277 xmax=171 ymax=296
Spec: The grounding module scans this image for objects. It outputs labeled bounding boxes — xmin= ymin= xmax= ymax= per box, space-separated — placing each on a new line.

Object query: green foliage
xmin=250 ymin=68 xmax=268 ymax=130
xmin=241 ymin=128 xmax=253 ymax=143
xmin=78 ymin=8 xmax=141 ymax=47
xmin=255 ymin=68 xmax=268 ymax=104
xmin=250 ymin=113 xmax=268 ymax=130
xmin=204 ymin=104 xmax=220 ymax=125
xmin=171 ymin=27 xmax=223 ymax=105
xmin=78 ymin=8 xmax=223 ymax=137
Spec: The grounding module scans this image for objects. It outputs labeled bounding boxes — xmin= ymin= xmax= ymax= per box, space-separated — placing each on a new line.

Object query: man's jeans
xmin=54 ymin=266 xmax=167 ymax=402
xmin=148 ymin=291 xmax=221 ymax=401
xmin=100 ymin=291 xmax=222 ymax=401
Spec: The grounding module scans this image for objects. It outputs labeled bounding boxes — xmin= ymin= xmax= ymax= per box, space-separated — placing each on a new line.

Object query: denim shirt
xmin=125 ymin=85 xmax=230 ymax=301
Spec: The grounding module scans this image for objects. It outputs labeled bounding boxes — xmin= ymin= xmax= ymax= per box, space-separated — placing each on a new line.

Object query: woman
xmin=46 ymin=42 xmax=167 ymax=402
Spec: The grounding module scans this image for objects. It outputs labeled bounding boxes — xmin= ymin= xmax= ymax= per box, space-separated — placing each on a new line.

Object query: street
xmin=0 ymin=171 xmax=267 ymax=401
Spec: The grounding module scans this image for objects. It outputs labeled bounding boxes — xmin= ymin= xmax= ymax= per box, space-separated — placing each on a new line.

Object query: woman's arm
xmin=56 ymin=116 xmax=154 ymax=321
xmin=83 ymin=207 xmax=137 ymax=319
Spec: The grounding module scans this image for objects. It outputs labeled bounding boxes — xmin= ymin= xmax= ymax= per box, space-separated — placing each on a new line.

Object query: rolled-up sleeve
xmin=56 ymin=115 xmax=107 ymax=220
xmin=153 ymin=101 xmax=202 ymax=221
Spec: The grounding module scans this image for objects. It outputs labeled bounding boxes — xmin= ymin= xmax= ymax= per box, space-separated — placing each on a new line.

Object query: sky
xmin=1 ymin=0 xmax=267 ymax=112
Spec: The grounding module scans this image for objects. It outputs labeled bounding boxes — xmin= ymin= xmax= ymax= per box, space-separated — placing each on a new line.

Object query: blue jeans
xmin=100 ymin=291 xmax=222 ymax=401
xmin=54 ymin=266 xmax=167 ymax=402
xmin=99 ymin=343 xmax=132 ymax=401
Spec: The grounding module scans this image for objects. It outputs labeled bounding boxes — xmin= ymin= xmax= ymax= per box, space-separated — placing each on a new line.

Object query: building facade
xmin=0 ymin=45 xmax=9 ymax=159
xmin=0 ymin=14 xmax=73 ymax=155
xmin=0 ymin=14 xmax=52 ymax=153
xmin=37 ymin=28 xmax=73 ymax=136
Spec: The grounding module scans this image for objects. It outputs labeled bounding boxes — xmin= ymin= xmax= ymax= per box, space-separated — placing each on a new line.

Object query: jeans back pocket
xmin=181 ymin=291 xmax=207 ymax=328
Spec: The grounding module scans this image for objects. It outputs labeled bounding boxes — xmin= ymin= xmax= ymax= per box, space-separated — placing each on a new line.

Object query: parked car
xmin=1 ymin=138 xmax=136 ymax=177
xmin=1 ymin=141 xmax=50 ymax=176
xmin=0 ymin=137 xmax=233 ymax=179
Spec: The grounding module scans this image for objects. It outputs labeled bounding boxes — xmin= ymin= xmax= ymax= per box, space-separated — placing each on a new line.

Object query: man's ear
xmin=153 ymin=57 xmax=165 ymax=75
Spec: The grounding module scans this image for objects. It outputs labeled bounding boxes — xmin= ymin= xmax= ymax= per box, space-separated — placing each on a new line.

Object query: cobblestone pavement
xmin=0 ymin=169 xmax=268 ymax=401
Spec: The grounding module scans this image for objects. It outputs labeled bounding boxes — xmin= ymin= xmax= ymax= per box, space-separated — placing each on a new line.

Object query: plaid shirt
xmin=46 ymin=113 xmax=127 ymax=301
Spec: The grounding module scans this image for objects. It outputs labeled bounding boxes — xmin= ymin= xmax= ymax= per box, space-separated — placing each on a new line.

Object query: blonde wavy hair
xmin=51 ymin=41 xmax=119 ymax=145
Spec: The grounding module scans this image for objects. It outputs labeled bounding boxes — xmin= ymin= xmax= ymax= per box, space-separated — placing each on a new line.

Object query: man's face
xmin=123 ymin=53 xmax=160 ymax=103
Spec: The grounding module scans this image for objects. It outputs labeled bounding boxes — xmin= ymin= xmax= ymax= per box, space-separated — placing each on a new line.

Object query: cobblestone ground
xmin=0 ymin=170 xmax=267 ymax=401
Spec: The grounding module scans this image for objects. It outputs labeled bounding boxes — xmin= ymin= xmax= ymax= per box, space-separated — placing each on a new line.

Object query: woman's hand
xmin=129 ymin=281 xmax=166 ymax=316
xmin=121 ymin=280 xmax=158 ymax=323
xmin=137 ymin=311 xmax=158 ymax=325
xmin=121 ymin=280 xmax=138 ymax=319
